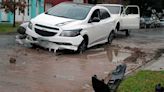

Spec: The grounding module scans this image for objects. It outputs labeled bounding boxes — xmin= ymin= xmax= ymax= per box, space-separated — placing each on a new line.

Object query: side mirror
xmin=89 ymin=17 xmax=100 ymax=23
xmin=125 ymin=12 xmax=129 ymax=15
xmin=121 ymin=12 xmax=128 ymax=17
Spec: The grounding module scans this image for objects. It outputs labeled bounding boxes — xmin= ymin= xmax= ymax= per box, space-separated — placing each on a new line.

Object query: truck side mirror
xmin=121 ymin=12 xmax=126 ymax=17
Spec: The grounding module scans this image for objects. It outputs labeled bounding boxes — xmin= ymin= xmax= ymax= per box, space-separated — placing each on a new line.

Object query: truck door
xmin=120 ymin=5 xmax=140 ymax=29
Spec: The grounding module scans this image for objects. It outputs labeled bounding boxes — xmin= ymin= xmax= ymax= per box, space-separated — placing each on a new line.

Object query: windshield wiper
xmin=45 ymin=12 xmax=52 ymax=16
xmin=44 ymin=13 xmax=70 ymax=19
xmin=55 ymin=15 xmax=70 ymax=18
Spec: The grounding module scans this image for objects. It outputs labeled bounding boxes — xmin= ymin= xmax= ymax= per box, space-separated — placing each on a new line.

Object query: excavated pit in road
xmin=0 ymin=34 xmax=154 ymax=92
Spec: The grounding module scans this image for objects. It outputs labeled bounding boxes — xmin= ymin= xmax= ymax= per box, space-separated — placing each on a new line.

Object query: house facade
xmin=0 ymin=0 xmax=44 ymax=23
xmin=0 ymin=0 xmax=85 ymax=23
xmin=0 ymin=0 xmax=123 ymax=23
xmin=97 ymin=0 xmax=123 ymax=4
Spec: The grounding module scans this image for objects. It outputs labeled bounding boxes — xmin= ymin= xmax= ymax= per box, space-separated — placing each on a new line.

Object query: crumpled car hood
xmin=31 ymin=13 xmax=76 ymax=26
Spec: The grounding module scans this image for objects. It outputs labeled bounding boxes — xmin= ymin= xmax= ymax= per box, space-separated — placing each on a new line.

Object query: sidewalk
xmin=144 ymin=54 xmax=164 ymax=71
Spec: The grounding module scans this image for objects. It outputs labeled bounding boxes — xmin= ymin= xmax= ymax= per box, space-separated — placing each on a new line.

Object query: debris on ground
xmin=9 ymin=57 xmax=16 ymax=64
xmin=92 ymin=64 xmax=127 ymax=92
xmin=123 ymin=47 xmax=146 ymax=63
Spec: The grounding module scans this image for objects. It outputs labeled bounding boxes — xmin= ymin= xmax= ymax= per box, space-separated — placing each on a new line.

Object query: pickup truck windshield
xmin=105 ymin=6 xmax=120 ymax=14
xmin=46 ymin=3 xmax=92 ymax=20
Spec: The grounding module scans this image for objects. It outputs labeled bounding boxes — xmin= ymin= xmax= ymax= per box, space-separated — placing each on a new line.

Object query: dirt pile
xmin=123 ymin=47 xmax=146 ymax=63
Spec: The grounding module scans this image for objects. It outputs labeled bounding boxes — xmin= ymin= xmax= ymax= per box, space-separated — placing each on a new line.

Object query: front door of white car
xmin=86 ymin=9 xmax=113 ymax=46
xmin=120 ymin=5 xmax=140 ymax=29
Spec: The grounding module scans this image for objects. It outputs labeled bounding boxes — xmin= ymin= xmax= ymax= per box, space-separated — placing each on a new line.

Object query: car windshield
xmin=46 ymin=3 xmax=92 ymax=20
xmin=104 ymin=6 xmax=120 ymax=14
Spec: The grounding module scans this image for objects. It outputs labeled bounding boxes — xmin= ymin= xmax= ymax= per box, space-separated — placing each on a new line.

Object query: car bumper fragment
xmin=16 ymin=34 xmax=83 ymax=52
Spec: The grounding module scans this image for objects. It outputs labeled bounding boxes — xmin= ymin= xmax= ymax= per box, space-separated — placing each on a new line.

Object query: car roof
xmin=62 ymin=2 xmax=94 ymax=8
xmin=98 ymin=4 xmax=123 ymax=7
xmin=60 ymin=2 xmax=110 ymax=12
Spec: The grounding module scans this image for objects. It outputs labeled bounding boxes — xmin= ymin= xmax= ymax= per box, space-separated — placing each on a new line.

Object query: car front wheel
xmin=77 ymin=40 xmax=87 ymax=54
xmin=125 ymin=29 xmax=130 ymax=37
xmin=108 ymin=31 xmax=115 ymax=44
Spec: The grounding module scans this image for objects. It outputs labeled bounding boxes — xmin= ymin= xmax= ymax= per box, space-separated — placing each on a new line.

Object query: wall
xmin=73 ymin=0 xmax=83 ymax=3
xmin=97 ymin=0 xmax=122 ymax=4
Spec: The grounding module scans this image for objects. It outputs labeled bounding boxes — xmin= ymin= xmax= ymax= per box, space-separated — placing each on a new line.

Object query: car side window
xmin=125 ymin=7 xmax=138 ymax=14
xmin=100 ymin=9 xmax=110 ymax=20
xmin=90 ymin=9 xmax=100 ymax=20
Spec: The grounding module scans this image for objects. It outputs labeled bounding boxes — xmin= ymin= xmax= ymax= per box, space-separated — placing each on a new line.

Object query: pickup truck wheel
xmin=77 ymin=40 xmax=87 ymax=54
xmin=125 ymin=30 xmax=130 ymax=37
xmin=108 ymin=31 xmax=114 ymax=44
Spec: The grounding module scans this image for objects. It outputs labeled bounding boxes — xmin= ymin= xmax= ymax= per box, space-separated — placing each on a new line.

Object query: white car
xmin=25 ymin=2 xmax=116 ymax=53
xmin=98 ymin=4 xmax=140 ymax=36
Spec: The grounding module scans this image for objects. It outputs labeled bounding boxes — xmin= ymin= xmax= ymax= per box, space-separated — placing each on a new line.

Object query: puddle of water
xmin=72 ymin=45 xmax=133 ymax=64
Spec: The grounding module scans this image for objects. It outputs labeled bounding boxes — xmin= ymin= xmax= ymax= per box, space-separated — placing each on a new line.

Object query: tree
xmin=129 ymin=0 xmax=163 ymax=16
xmin=0 ymin=0 xmax=27 ymax=27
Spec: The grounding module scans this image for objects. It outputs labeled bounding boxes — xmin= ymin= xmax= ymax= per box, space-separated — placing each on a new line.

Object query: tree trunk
xmin=13 ymin=0 xmax=16 ymax=27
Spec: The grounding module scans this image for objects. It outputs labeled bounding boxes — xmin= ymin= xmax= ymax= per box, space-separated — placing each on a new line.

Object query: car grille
xmin=35 ymin=28 xmax=57 ymax=37
xmin=35 ymin=24 xmax=59 ymax=31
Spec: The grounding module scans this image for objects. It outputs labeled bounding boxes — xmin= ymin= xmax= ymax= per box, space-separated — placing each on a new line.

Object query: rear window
xmin=105 ymin=6 xmax=120 ymax=14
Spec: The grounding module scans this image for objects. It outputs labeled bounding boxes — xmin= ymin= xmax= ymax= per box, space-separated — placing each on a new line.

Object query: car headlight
xmin=60 ymin=29 xmax=82 ymax=37
xmin=28 ymin=22 xmax=33 ymax=30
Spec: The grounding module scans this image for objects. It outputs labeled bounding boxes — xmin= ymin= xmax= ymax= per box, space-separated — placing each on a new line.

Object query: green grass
xmin=0 ymin=23 xmax=20 ymax=33
xmin=118 ymin=70 xmax=164 ymax=92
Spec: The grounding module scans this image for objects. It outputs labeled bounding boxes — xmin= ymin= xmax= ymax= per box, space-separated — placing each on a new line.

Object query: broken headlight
xmin=60 ymin=29 xmax=82 ymax=37
xmin=28 ymin=22 xmax=33 ymax=30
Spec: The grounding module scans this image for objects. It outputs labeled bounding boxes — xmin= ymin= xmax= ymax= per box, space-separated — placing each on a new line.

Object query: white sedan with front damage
xmin=25 ymin=2 xmax=115 ymax=53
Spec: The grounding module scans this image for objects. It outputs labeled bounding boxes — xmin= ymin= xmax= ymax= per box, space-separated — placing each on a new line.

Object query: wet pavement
xmin=114 ymin=28 xmax=164 ymax=50
xmin=144 ymin=54 xmax=164 ymax=71
xmin=0 ymin=28 xmax=164 ymax=92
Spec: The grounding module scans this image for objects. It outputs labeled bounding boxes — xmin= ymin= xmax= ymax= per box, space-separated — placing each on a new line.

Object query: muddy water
xmin=0 ymin=34 xmax=153 ymax=92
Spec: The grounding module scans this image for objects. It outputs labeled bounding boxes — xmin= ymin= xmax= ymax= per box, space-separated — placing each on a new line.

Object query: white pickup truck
xmin=99 ymin=4 xmax=140 ymax=36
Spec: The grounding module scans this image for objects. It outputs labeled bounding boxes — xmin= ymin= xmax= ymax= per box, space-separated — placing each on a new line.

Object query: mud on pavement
xmin=1 ymin=28 xmax=164 ymax=92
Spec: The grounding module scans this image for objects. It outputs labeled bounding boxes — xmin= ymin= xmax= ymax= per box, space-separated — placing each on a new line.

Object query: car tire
xmin=108 ymin=31 xmax=115 ymax=44
xmin=114 ymin=27 xmax=118 ymax=38
xmin=17 ymin=26 xmax=26 ymax=34
xmin=125 ymin=30 xmax=130 ymax=37
xmin=77 ymin=40 xmax=87 ymax=54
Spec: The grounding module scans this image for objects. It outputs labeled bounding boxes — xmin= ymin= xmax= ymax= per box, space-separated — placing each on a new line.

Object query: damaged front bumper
xmin=16 ymin=34 xmax=84 ymax=52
